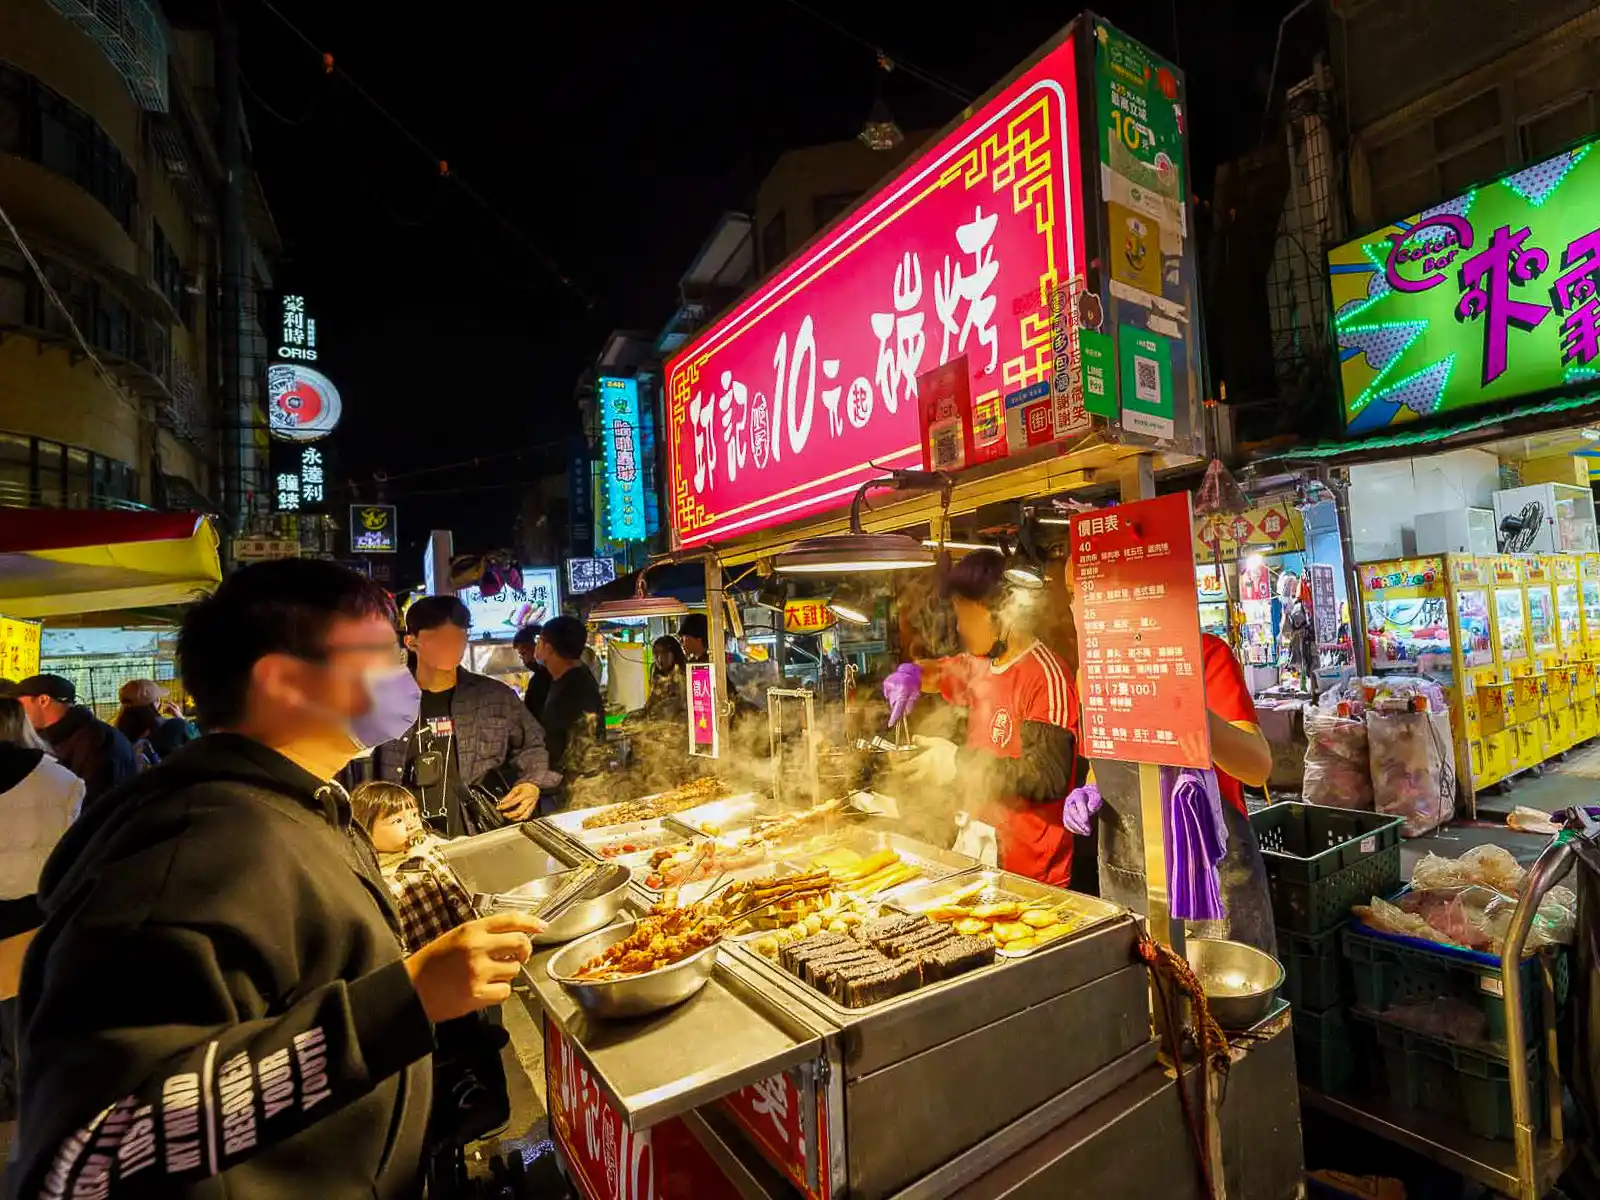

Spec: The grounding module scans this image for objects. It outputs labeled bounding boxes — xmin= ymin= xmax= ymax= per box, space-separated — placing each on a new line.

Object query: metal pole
xmin=217 ymin=8 xmax=248 ymax=536
xmin=705 ymin=557 xmax=732 ymax=756
xmin=1324 ymin=466 xmax=1369 ymax=674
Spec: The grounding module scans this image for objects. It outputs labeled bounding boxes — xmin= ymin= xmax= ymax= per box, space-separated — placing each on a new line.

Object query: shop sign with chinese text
xmin=601 ymin=376 xmax=649 ymax=542
xmin=1192 ymin=501 xmax=1304 ymax=561
xmin=720 ymin=1070 xmax=830 ymax=1200
xmin=545 ymin=1021 xmax=743 ymax=1200
xmin=1330 ymin=133 xmax=1600 ymax=433
xmin=666 ymin=34 xmax=1088 ymax=548
xmin=458 ymin=566 xmax=559 ymax=639
xmin=784 ymin=598 xmax=834 ymax=635
xmin=1070 ymin=493 xmax=1210 ymax=767
xmin=350 ymin=505 xmax=397 ymax=554
xmin=689 ymin=662 xmax=718 ymax=757
xmin=567 ymin=556 xmax=618 ymax=595
xmin=1092 ymin=20 xmax=1203 ymax=454
xmin=272 ymin=443 xmax=330 ymax=513
xmin=0 ymin=615 xmax=42 ymax=680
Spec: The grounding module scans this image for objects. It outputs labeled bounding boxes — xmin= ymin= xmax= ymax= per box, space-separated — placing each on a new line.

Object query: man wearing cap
xmin=15 ymin=673 xmax=139 ymax=808
xmin=114 ymin=678 xmax=196 ymax=763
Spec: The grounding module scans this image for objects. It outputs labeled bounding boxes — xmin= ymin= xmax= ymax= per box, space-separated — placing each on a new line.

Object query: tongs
xmin=854 ymin=718 xmax=915 ymax=755
xmin=475 ymin=862 xmax=611 ymax=926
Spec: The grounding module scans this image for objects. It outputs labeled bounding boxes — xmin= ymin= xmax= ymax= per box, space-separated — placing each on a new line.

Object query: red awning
xmin=0 ymin=509 xmax=222 ymax=618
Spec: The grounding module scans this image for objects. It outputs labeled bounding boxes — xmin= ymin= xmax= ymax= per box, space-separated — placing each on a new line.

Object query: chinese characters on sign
xmin=783 ymin=599 xmax=834 ymax=635
xmin=277 ymin=295 xmax=318 ymax=361
xmin=601 ymin=376 xmax=649 ymax=542
xmin=719 ymin=1070 xmax=829 ymax=1200
xmin=0 ymin=616 xmax=42 ymax=680
xmin=544 ymin=1022 xmax=742 ymax=1200
xmin=274 ymin=445 xmax=329 ymax=513
xmin=458 ymin=567 xmax=559 ymax=639
xmin=1330 ymin=133 xmax=1600 ymax=431
xmin=1192 ymin=502 xmax=1304 ymax=562
xmin=1069 ymin=493 xmax=1210 ymax=767
xmin=688 ymin=662 xmax=718 ymax=758
xmin=350 ymin=505 xmax=397 ymax=554
xmin=666 ymin=36 xmax=1086 ymax=548
xmin=567 ymin=556 xmax=618 ymax=595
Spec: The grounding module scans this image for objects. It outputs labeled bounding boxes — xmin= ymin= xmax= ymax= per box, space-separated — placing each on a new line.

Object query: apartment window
xmin=65 ymin=446 xmax=90 ymax=509
xmin=0 ymin=433 xmax=28 ymax=506
xmin=1520 ymin=95 xmax=1594 ymax=161
xmin=1432 ymin=89 xmax=1502 ymax=156
xmin=812 ymin=191 xmax=859 ymax=232
xmin=760 ymin=211 xmax=787 ymax=275
xmin=0 ymin=62 xmax=136 ymax=232
xmin=33 ymin=439 xmax=61 ymax=507
xmin=152 ymin=221 xmax=189 ymax=325
xmin=1438 ymin=137 xmax=1507 ymax=196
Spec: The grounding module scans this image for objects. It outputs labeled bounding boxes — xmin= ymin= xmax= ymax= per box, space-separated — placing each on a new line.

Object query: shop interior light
xmin=774 ymin=470 xmax=952 ymax=575
xmin=827 ymin=580 xmax=874 ymax=625
xmin=1582 ymin=429 xmax=1600 ymax=441
xmin=1004 ymin=520 xmax=1046 ymax=589
xmin=921 ymin=537 xmax=994 ymax=552
xmin=586 ymin=558 xmax=691 ymax=621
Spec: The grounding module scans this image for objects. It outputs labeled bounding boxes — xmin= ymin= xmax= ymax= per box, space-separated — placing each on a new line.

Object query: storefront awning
xmin=0 ymin=510 xmax=223 ymax=619
xmin=1248 ymin=392 xmax=1600 ymax=469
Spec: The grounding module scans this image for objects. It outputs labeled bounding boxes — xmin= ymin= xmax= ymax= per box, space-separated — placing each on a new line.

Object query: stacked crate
xmin=1250 ymin=804 xmax=1405 ymax=1095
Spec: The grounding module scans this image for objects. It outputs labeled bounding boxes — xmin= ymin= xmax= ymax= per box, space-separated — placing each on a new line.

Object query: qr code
xmin=1134 ymin=356 xmax=1160 ymax=403
xmin=932 ymin=425 xmax=961 ymax=468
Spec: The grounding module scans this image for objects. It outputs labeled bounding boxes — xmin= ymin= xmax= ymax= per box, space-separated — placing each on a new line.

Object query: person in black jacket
xmin=9 ymin=559 xmax=544 ymax=1200
xmin=512 ymin=623 xmax=552 ymax=721
xmin=113 ymin=678 xmax=196 ymax=762
xmin=15 ymin=673 xmax=137 ymax=805
xmin=535 ymin=616 xmax=605 ymax=786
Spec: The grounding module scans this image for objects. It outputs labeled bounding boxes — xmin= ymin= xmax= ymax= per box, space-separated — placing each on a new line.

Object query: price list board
xmin=1069 ymin=492 xmax=1211 ymax=768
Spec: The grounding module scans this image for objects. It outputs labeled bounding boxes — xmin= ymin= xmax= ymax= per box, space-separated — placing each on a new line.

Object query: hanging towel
xmin=1160 ymin=766 xmax=1230 ymax=922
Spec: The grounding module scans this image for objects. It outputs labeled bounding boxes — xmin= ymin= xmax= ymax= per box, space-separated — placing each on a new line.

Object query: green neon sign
xmin=1328 ymin=136 xmax=1600 ymax=433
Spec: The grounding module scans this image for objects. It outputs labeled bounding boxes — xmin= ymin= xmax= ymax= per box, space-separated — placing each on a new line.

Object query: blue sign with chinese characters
xmin=600 ymin=376 xmax=648 ymax=541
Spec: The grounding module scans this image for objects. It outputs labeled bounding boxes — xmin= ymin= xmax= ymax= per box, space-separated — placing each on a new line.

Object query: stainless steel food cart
xmin=436 ymin=813 xmax=1305 ymax=1200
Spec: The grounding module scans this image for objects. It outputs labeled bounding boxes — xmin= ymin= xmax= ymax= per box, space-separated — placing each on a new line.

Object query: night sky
xmin=242 ymin=1 xmax=1287 ymax=557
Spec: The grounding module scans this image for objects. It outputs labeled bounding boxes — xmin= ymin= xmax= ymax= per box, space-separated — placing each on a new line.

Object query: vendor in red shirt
xmin=1199 ymin=632 xmax=1273 ymax=813
xmin=888 ymin=551 xmax=1083 ymax=886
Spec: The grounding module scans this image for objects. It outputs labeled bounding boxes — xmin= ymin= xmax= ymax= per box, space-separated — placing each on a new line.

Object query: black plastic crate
xmin=1278 ymin=923 xmax=1349 ymax=1010
xmin=1292 ymin=1005 xmax=1353 ymax=1093
xmin=1251 ymin=804 xmax=1404 ymax=935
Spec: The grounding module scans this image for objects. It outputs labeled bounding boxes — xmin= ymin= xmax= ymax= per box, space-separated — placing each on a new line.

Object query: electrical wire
xmin=777 ymin=0 xmax=975 ymax=105
xmin=240 ymin=68 xmax=320 ymax=126
xmin=0 ymin=197 xmax=143 ymax=421
xmin=250 ymin=0 xmax=599 ymax=312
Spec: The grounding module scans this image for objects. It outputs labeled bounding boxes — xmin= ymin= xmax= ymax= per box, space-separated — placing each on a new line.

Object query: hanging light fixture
xmin=827 ymin=580 xmax=875 ymax=625
xmin=1004 ymin=519 xmax=1046 ymax=589
xmin=859 ymin=50 xmax=904 ymax=152
xmin=586 ymin=558 xmax=691 ymax=621
xmin=774 ymin=470 xmax=952 ymax=575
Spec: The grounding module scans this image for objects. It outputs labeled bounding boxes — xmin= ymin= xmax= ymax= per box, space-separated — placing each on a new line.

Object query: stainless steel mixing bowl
xmin=1185 ymin=937 xmax=1285 ymax=1030
xmin=484 ymin=863 xmax=631 ymax=944
xmin=546 ymin=921 xmax=719 ymax=1019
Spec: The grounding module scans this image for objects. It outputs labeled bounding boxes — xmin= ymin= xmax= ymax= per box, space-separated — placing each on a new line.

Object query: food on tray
xmin=775 ymin=914 xmax=994 ymax=1008
xmin=641 ymin=840 xmax=765 ymax=890
xmin=912 ymin=889 xmax=1087 ymax=952
xmin=569 ymin=902 xmax=728 ymax=981
xmin=722 ymin=797 xmax=846 ymax=845
xmin=579 ymin=776 xmax=730 ymax=830
xmin=807 ymin=848 xmax=923 ymax=898
xmin=598 ymin=838 xmax=659 ymax=859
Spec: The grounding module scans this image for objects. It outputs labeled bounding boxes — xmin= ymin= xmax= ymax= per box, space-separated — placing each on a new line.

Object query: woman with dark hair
xmin=114 ymin=680 xmax=195 ymax=763
xmin=642 ymin=636 xmax=689 ymax=724
xmin=886 ymin=550 xmax=1083 ymax=885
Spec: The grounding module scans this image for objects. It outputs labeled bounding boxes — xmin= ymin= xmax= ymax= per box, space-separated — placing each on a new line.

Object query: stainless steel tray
xmin=432 ymin=825 xmax=581 ymax=896
xmin=543 ymin=786 xmax=752 ymax=835
xmin=887 ymin=870 xmax=1125 ymax=958
xmin=662 ymin=793 xmax=774 ymax=837
xmin=772 ymin=828 xmax=976 ymax=899
xmin=575 ymin=819 xmax=703 ymax=861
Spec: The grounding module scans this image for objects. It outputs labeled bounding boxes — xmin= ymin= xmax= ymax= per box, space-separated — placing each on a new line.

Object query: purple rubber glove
xmin=882 ymin=663 xmax=923 ymax=727
xmin=1061 ymin=782 xmax=1103 ymax=837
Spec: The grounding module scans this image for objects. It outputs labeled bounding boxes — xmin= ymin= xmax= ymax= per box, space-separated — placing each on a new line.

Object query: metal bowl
xmin=484 ymin=863 xmax=631 ymax=945
xmin=546 ymin=920 xmax=719 ymax=1019
xmin=1185 ymin=937 xmax=1285 ymax=1031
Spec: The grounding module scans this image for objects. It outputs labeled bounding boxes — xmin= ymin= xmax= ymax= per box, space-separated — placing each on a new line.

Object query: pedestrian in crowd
xmin=535 ymin=616 xmax=606 ymax=806
xmin=373 ymin=596 xmax=560 ymax=837
xmin=113 ymin=678 xmax=196 ymax=765
xmin=9 ymin=558 xmax=545 ymax=1199
xmin=512 ymin=623 xmax=551 ymax=720
xmin=678 ymin=612 xmax=710 ymax=663
xmin=0 ymin=696 xmax=83 ymax=1124
xmin=13 ymin=672 xmax=138 ymax=807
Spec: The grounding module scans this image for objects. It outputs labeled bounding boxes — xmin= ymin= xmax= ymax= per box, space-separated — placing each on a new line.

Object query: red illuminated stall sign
xmin=720 ymin=1071 xmax=830 ymax=1200
xmin=1069 ymin=492 xmax=1210 ymax=768
xmin=545 ymin=1022 xmax=744 ymax=1200
xmin=666 ymin=36 xmax=1088 ymax=549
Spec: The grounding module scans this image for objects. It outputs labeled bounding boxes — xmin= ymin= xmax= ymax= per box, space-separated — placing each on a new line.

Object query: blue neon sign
xmin=600 ymin=376 xmax=647 ymax=542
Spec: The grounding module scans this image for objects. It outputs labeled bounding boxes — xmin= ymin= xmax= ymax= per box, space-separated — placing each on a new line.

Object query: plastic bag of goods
xmin=1302 ymin=707 xmax=1374 ymax=809
xmin=1365 ymin=707 xmax=1456 ymax=836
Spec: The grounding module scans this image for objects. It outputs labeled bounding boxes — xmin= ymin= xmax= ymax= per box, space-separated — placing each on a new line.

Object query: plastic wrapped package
xmin=1365 ymin=707 xmax=1456 ymax=837
xmin=1411 ymin=844 xmax=1525 ymax=896
xmin=1301 ymin=708 xmax=1374 ymax=809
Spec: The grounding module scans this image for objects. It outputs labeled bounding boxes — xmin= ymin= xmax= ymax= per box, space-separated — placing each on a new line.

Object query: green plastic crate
xmin=1347 ymin=1012 xmax=1542 ymax=1141
xmin=1292 ymin=1005 xmax=1353 ymax=1093
xmin=1251 ymin=804 xmax=1405 ymax=935
xmin=1342 ymin=922 xmax=1565 ymax=1054
xmin=1277 ymin=923 xmax=1349 ymax=1010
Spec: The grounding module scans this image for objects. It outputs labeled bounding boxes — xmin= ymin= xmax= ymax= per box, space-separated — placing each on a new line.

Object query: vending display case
xmin=1196 ymin=565 xmax=1229 ymax=640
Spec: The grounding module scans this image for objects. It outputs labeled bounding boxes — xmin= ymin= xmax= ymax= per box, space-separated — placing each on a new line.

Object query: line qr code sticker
xmin=931 ymin=422 xmax=961 ymax=469
xmin=1134 ymin=355 xmax=1160 ymax=403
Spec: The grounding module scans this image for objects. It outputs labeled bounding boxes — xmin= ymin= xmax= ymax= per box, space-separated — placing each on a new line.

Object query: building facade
xmin=0 ymin=0 xmax=277 ymax=522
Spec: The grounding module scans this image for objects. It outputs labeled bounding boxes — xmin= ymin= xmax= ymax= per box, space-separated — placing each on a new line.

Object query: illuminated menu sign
xmin=1070 ymin=492 xmax=1210 ymax=767
xmin=665 ymin=33 xmax=1088 ymax=549
xmin=350 ymin=504 xmax=397 ymax=554
xmin=600 ymin=376 xmax=648 ymax=542
xmin=1329 ymin=133 xmax=1600 ymax=432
